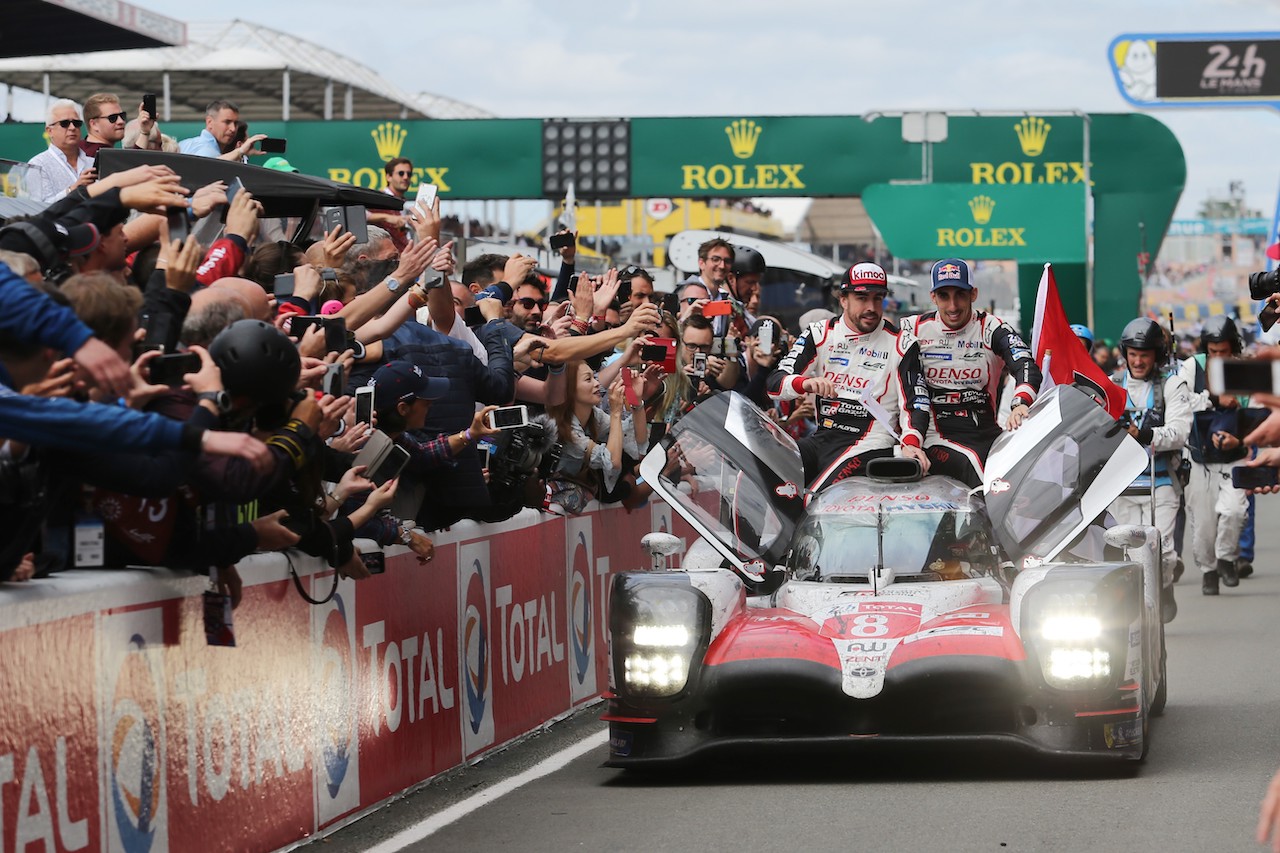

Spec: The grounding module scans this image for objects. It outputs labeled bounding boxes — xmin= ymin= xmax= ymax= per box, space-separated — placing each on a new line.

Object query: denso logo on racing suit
xmin=926 ymin=366 xmax=984 ymax=382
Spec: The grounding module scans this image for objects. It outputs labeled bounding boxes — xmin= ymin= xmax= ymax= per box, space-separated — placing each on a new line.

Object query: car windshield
xmin=787 ymin=482 xmax=996 ymax=582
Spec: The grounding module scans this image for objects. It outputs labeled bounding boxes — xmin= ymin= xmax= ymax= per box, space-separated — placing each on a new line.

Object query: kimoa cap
xmin=840 ymin=261 xmax=889 ymax=292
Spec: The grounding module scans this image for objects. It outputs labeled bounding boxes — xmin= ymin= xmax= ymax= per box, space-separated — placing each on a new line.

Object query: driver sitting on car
xmin=767 ymin=262 xmax=932 ymax=491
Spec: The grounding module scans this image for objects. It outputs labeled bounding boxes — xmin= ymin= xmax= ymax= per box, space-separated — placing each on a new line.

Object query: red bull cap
xmin=930 ymin=258 xmax=974 ymax=291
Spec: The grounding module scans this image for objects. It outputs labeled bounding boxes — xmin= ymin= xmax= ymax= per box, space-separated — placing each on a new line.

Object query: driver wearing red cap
xmin=900 ymin=258 xmax=1041 ymax=488
xmin=767 ymin=262 xmax=932 ymax=490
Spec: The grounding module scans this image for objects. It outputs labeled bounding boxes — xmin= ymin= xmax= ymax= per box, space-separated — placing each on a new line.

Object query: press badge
xmin=203 ymin=567 xmax=236 ymax=647
xmin=74 ymin=514 xmax=104 ymax=568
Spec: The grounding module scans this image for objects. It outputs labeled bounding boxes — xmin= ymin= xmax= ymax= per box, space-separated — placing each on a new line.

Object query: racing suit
xmin=1106 ymin=365 xmax=1191 ymax=589
xmin=767 ymin=315 xmax=930 ymax=490
xmin=899 ymin=310 xmax=1041 ymax=487
xmin=1178 ymin=354 xmax=1247 ymax=577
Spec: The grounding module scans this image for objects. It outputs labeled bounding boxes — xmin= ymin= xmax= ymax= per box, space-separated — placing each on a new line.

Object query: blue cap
xmin=370 ymin=361 xmax=449 ymax=410
xmin=930 ymin=258 xmax=974 ymax=291
xmin=1070 ymin=323 xmax=1094 ymax=347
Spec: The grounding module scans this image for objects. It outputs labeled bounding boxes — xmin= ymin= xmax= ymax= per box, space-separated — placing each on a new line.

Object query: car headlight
xmin=610 ymin=575 xmax=710 ymax=700
xmin=1023 ymin=580 xmax=1129 ymax=691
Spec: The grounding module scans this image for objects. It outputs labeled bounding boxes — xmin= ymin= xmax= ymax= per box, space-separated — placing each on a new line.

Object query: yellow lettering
xmin=1044 ymin=162 xmax=1066 ymax=183
xmin=995 ymin=163 xmax=1021 ymax=184
xmin=971 ymin=163 xmax=995 ymax=183
xmin=352 ymin=168 xmax=380 ymax=188
xmin=423 ymin=167 xmax=451 ymax=192
xmin=778 ymin=164 xmax=805 ymax=189
xmin=1022 ymin=163 xmax=1034 ymax=183
xmin=991 ymin=228 xmax=1008 ymax=246
xmin=937 ymin=228 xmax=956 ymax=246
xmin=1008 ymin=228 xmax=1026 ymax=246
xmin=682 ymin=165 xmax=708 ymax=190
xmin=974 ymin=228 xmax=991 ymax=247
xmin=329 ymin=168 xmax=352 ymax=183
xmin=731 ymin=164 xmax=755 ymax=189
xmin=955 ymin=228 xmax=974 ymax=247
xmin=1069 ymin=162 xmax=1088 ymax=183
xmin=756 ymin=164 xmax=779 ymax=189
xmin=707 ymin=164 xmax=733 ymax=190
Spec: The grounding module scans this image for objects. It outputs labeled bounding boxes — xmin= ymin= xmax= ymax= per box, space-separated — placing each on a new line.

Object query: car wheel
xmin=1150 ymin=624 xmax=1168 ymax=717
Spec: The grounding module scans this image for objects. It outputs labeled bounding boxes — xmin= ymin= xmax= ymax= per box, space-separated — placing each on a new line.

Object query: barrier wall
xmin=0 ymin=500 xmax=684 ymax=853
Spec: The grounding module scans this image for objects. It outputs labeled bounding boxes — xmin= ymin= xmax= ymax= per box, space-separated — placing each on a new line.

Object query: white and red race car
xmin=605 ymin=386 xmax=1166 ymax=766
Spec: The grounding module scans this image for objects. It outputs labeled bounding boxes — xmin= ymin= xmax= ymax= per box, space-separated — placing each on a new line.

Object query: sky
xmin=15 ymin=0 xmax=1280 ymax=225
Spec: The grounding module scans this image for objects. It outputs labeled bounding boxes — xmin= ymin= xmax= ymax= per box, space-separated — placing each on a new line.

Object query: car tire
xmin=1150 ymin=625 xmax=1168 ymax=717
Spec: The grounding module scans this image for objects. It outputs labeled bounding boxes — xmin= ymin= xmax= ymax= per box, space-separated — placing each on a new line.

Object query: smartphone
xmin=621 ymin=367 xmax=640 ymax=408
xmin=167 ymin=207 xmax=190 ymax=243
xmin=273 ymin=273 xmax=295 ymax=299
xmin=149 ymin=351 xmax=201 ymax=386
xmin=692 ymin=352 xmax=708 ymax=376
xmin=355 ymin=385 xmax=375 ymax=425
xmin=225 ymin=176 xmax=244 ymax=206
xmin=322 ymin=206 xmax=370 ymax=243
xmin=323 ymin=317 xmax=348 ymax=354
xmin=463 ymin=306 xmax=485 ymax=327
xmin=702 ymin=300 xmax=733 ymax=318
xmin=322 ymin=362 xmax=346 ymax=397
xmin=758 ymin=319 xmax=775 ymax=353
xmin=140 ymin=311 xmax=175 ymax=354
xmin=1233 ymin=466 xmax=1280 ymax=490
xmin=479 ymin=443 xmax=493 ymax=471
xmin=1207 ymin=358 xmax=1280 ymax=396
xmin=415 ymin=183 xmax=438 ymax=212
xmin=289 ymin=314 xmax=324 ymax=338
xmin=487 ymin=405 xmax=530 ymax=431
xmin=549 ymin=232 xmax=574 ymax=251
xmin=369 ymin=444 xmax=410 ymax=486
xmin=359 ymin=550 xmax=386 ymax=575
xmin=640 ymin=337 xmax=678 ymax=373
xmin=258 ymin=137 xmax=287 ymax=154
xmin=142 ymin=93 xmax=157 ymax=118
xmin=661 ymin=292 xmax=680 ymax=317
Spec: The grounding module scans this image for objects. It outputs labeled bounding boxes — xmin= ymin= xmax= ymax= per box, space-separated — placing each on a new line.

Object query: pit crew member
xmin=899 ymin=258 xmax=1041 ymax=487
xmin=1107 ymin=316 xmax=1191 ymax=618
xmin=767 ymin=262 xmax=930 ymax=490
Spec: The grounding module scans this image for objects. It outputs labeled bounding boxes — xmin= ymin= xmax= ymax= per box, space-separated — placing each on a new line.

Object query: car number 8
xmin=852 ymin=614 xmax=889 ymax=637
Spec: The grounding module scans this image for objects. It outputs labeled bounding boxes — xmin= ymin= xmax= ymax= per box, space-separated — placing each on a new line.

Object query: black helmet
xmin=1200 ymin=315 xmax=1242 ymax=354
xmin=1118 ymin=317 xmax=1167 ymax=361
xmin=210 ymin=319 xmax=301 ymax=405
xmin=731 ymin=245 xmax=766 ymax=276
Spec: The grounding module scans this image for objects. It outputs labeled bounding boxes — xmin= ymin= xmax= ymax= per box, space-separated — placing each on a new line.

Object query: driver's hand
xmin=902 ymin=443 xmax=931 ymax=474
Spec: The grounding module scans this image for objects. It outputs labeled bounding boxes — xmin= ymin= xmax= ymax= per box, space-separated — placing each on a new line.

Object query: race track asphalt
xmin=312 ymin=498 xmax=1280 ymax=853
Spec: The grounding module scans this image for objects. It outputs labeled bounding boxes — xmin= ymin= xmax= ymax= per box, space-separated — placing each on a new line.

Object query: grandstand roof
xmin=0 ymin=19 xmax=492 ymax=121
xmin=4 ymin=0 xmax=185 ymax=59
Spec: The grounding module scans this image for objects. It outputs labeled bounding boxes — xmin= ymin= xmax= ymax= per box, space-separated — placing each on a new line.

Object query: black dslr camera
xmin=1252 ymin=270 xmax=1280 ymax=331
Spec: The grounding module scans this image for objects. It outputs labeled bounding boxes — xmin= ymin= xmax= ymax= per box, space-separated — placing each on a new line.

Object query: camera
xmin=1250 ymin=269 xmax=1280 ymax=300
xmin=486 ymin=415 xmax=562 ymax=494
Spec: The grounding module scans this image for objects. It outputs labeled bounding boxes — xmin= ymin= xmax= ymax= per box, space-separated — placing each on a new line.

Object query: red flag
xmin=1031 ymin=264 xmax=1127 ymax=419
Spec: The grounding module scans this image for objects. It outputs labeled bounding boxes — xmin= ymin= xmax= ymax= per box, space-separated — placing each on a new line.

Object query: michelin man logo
xmin=1115 ymin=39 xmax=1157 ymax=102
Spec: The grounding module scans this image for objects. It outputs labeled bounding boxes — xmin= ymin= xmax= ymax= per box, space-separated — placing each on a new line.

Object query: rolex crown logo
xmin=725 ymin=119 xmax=762 ymax=159
xmin=371 ymin=122 xmax=408 ymax=162
xmin=1014 ymin=116 xmax=1051 ymax=157
xmin=968 ymin=194 xmax=996 ymax=225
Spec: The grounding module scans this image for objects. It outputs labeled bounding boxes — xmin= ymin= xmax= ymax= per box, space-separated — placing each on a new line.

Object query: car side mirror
xmin=641 ymin=532 xmax=684 ymax=571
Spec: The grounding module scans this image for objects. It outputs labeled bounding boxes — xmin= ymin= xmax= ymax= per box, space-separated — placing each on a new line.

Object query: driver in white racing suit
xmin=899 ymin=258 xmax=1042 ymax=488
xmin=767 ymin=262 xmax=931 ymax=491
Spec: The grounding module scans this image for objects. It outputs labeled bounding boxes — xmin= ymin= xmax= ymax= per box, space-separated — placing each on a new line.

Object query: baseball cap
xmin=262 ymin=156 xmax=298 ymax=173
xmin=930 ymin=258 xmax=974 ymax=291
xmin=0 ymin=219 xmax=100 ymax=270
xmin=839 ymin=261 xmax=889 ymax=293
xmin=369 ymin=361 xmax=449 ymax=410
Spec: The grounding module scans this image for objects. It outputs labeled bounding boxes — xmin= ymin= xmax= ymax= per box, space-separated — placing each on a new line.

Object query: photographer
xmin=1178 ymin=316 xmax=1250 ymax=595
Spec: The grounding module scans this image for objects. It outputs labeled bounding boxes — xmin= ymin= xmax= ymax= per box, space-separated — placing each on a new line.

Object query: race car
xmin=604 ymin=386 xmax=1167 ymax=766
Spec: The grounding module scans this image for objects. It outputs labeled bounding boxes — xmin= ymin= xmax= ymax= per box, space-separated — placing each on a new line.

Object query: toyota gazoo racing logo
xmin=570 ymin=532 xmax=593 ymax=686
xmin=463 ymin=562 xmax=491 ymax=734
xmin=319 ymin=593 xmax=355 ymax=799
xmin=109 ymin=635 xmax=162 ymax=853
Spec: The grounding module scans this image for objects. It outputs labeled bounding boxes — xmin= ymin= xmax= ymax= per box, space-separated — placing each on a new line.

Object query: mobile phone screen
xmin=355 ymin=388 xmax=374 ymax=425
xmin=488 ymin=406 xmax=529 ymax=430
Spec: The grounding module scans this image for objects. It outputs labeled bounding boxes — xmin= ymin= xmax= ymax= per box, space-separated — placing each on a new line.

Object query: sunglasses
xmin=90 ymin=112 xmax=127 ymax=124
xmin=515 ymin=297 xmax=549 ymax=310
xmin=50 ymin=119 xmax=83 ymax=129
xmin=681 ymin=296 xmax=706 ymax=305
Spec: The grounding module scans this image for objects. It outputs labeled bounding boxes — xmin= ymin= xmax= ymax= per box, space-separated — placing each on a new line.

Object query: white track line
xmin=365 ymin=728 xmax=609 ymax=853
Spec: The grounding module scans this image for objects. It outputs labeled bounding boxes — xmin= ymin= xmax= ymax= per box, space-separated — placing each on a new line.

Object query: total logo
xmin=569 ymin=531 xmax=593 ymax=688
xmin=319 ymin=594 xmax=355 ymax=800
xmin=101 ymin=615 xmax=168 ymax=853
